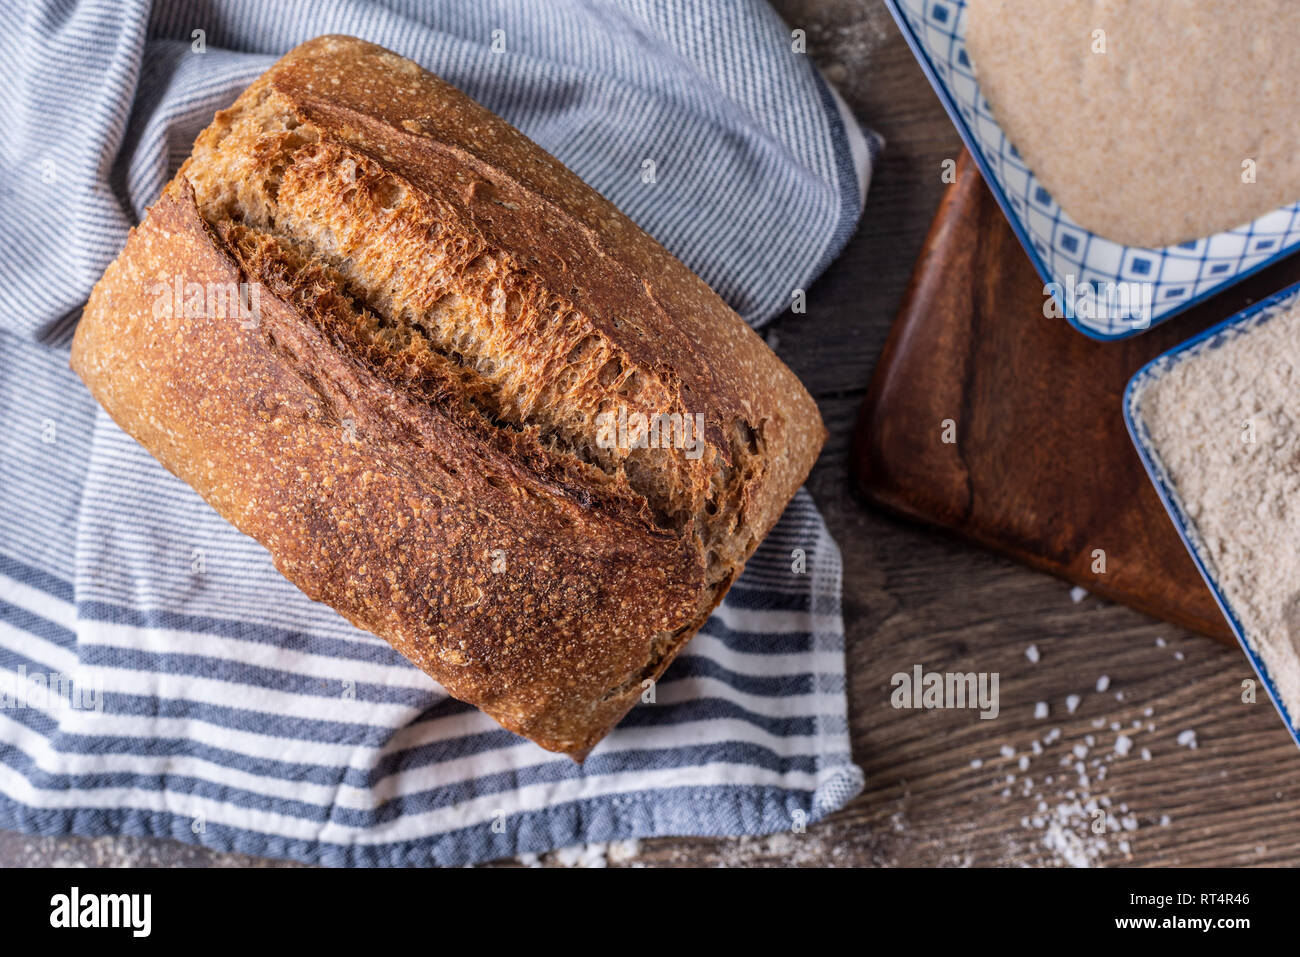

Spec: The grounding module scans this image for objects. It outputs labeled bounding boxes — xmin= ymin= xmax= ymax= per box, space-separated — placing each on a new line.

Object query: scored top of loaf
xmin=72 ymin=35 xmax=826 ymax=755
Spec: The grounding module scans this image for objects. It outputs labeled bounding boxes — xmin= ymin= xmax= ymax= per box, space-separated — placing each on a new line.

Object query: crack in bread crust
xmin=187 ymin=96 xmax=710 ymax=521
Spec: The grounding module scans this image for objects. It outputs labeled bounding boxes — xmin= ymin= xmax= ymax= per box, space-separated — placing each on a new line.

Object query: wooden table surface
xmin=6 ymin=0 xmax=1299 ymax=868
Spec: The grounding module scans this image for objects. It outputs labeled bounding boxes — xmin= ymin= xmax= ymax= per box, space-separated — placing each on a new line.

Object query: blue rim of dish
xmin=1123 ymin=280 xmax=1300 ymax=751
xmin=883 ymin=0 xmax=1300 ymax=342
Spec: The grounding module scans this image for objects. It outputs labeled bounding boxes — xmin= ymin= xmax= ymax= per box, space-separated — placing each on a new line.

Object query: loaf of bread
xmin=70 ymin=36 xmax=826 ymax=757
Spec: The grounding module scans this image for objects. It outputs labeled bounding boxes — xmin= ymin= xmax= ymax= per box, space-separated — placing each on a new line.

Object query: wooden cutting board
xmin=853 ymin=151 xmax=1300 ymax=645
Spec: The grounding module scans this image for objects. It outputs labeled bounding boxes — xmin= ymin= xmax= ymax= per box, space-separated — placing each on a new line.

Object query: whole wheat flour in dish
xmin=966 ymin=0 xmax=1300 ymax=248
xmin=1139 ymin=300 xmax=1300 ymax=727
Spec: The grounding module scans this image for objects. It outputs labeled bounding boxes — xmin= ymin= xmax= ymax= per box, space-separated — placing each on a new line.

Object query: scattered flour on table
xmin=517 ymin=840 xmax=643 ymax=868
xmin=522 ymin=830 xmax=870 ymax=868
xmin=1140 ymin=301 xmax=1300 ymax=729
xmin=703 ymin=830 xmax=859 ymax=867
xmin=978 ymin=697 xmax=1181 ymax=866
xmin=0 ymin=834 xmax=303 ymax=868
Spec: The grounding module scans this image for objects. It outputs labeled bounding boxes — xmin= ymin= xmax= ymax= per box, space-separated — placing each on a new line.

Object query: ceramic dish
xmin=886 ymin=0 xmax=1300 ymax=340
xmin=1124 ymin=281 xmax=1300 ymax=750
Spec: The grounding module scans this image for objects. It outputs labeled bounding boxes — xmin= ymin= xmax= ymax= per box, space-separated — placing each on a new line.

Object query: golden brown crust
xmin=70 ymin=35 xmax=825 ymax=755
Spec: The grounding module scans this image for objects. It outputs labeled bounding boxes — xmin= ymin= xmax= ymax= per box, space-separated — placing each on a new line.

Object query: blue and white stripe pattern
xmin=0 ymin=0 xmax=872 ymax=866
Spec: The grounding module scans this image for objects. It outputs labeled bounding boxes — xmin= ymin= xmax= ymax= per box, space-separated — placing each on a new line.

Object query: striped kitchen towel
xmin=0 ymin=0 xmax=874 ymax=866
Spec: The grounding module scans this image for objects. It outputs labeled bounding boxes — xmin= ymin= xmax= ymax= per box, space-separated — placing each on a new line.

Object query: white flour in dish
xmin=966 ymin=0 xmax=1300 ymax=248
xmin=1139 ymin=301 xmax=1300 ymax=726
